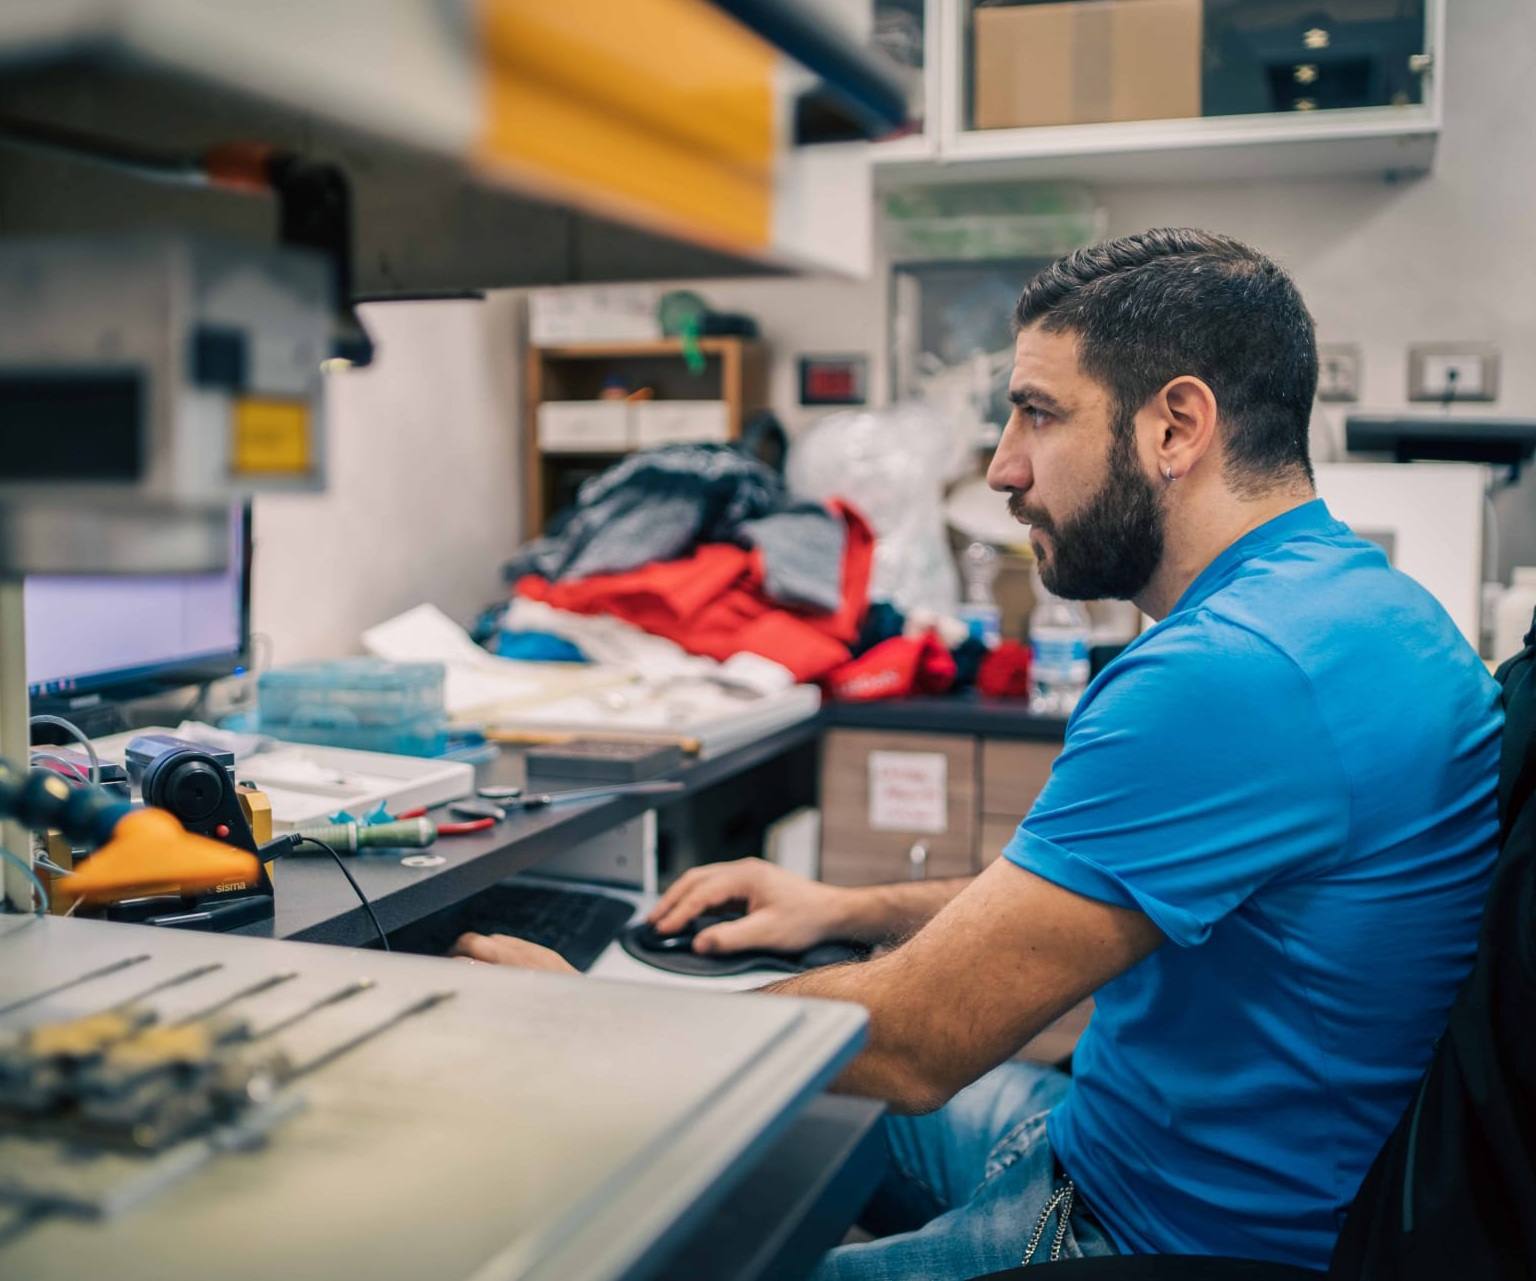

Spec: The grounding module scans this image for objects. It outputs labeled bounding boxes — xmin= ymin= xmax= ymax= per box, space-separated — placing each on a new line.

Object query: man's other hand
xmin=451 ymin=931 xmax=577 ymax=973
xmin=647 ymin=858 xmax=850 ymax=955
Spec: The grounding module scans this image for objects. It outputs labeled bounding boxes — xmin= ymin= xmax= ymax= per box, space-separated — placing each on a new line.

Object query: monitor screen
xmin=25 ymin=505 xmax=250 ymax=699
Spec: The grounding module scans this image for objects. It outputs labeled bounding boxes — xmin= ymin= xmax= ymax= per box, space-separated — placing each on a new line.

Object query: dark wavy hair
xmin=1015 ymin=228 xmax=1318 ymax=496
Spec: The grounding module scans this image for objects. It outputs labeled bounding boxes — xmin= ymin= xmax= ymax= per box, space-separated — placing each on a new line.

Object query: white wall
xmin=250 ymin=296 xmax=523 ymax=663
xmin=643 ymin=0 xmax=1536 ymax=576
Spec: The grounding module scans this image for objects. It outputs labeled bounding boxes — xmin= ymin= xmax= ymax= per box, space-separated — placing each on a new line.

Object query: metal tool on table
xmin=395 ymin=804 xmax=493 ymax=837
xmin=515 ymin=780 xmax=686 ymax=809
xmin=288 ymin=818 xmax=436 ymax=855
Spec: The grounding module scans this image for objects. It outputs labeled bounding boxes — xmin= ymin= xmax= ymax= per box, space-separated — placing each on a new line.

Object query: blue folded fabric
xmin=494 ymin=631 xmax=588 ymax=663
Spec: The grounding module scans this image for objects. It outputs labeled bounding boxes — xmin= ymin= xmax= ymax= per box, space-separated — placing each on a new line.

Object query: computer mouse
xmin=629 ymin=908 xmax=744 ymax=953
xmin=620 ymin=908 xmax=868 ymax=978
xmin=630 ymin=922 xmax=695 ymax=953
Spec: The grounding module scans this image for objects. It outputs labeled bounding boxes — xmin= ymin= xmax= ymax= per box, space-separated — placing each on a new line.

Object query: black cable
xmin=294 ymin=837 xmax=390 ymax=952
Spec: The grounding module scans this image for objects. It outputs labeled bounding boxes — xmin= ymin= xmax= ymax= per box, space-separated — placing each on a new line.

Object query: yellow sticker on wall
xmin=233 ymin=399 xmax=312 ymax=476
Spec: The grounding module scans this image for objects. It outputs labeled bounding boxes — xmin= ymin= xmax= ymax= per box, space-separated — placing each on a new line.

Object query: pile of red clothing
xmin=825 ymin=632 xmax=1032 ymax=702
xmin=515 ymin=501 xmax=875 ymax=684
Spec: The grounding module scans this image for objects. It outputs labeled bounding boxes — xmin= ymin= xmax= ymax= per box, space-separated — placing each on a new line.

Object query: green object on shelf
xmin=658 ymin=289 xmax=708 ymax=374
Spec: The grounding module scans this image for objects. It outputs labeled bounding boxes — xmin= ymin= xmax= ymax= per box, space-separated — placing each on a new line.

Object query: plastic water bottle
xmin=1494 ymin=567 xmax=1536 ymax=662
xmin=1029 ymin=573 xmax=1090 ymax=716
xmin=957 ymin=541 xmax=1002 ymax=648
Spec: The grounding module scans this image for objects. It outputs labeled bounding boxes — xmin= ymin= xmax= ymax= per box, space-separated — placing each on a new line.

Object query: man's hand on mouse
xmin=647 ymin=858 xmax=851 ymax=955
xmin=451 ymin=931 xmax=577 ymax=973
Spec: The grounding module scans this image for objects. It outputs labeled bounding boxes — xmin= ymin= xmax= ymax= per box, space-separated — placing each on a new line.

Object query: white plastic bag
xmin=787 ymin=405 xmax=960 ymax=616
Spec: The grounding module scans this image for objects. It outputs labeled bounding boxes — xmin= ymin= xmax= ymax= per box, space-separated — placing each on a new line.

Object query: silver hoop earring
xmin=1163 ymin=465 xmax=1175 ymax=482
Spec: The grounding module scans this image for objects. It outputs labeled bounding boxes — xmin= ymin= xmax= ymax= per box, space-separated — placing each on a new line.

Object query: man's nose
xmin=987 ymin=422 xmax=1030 ymax=493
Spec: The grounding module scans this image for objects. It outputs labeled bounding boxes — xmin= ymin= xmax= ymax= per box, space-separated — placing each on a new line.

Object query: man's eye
xmin=1024 ymin=405 xmax=1051 ymax=427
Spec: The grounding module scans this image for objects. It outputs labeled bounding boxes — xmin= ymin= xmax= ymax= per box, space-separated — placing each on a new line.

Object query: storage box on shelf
xmin=973 ymin=0 xmax=1201 ymax=131
xmin=537 ymin=400 xmax=635 ymax=452
xmin=632 ymin=400 xmax=732 ymax=448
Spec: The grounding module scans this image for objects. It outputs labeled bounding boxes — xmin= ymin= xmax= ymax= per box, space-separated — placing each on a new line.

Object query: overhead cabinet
xmin=873 ymin=0 xmax=1442 ymax=185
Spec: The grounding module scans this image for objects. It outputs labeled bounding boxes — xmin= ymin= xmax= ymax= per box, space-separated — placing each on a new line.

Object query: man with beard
xmin=457 ymin=230 xmax=1502 ymax=1277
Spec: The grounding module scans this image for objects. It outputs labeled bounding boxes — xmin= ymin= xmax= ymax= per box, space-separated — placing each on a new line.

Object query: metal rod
xmin=247 ymin=978 xmax=376 ymax=1041
xmin=172 ymin=972 xmax=299 ymax=1027
xmin=288 ymin=990 xmax=454 ymax=1080
xmin=0 ymin=953 xmax=151 ymax=1019
xmin=104 ymin=963 xmax=225 ymax=1013
xmin=1 ymin=578 xmax=32 ymax=912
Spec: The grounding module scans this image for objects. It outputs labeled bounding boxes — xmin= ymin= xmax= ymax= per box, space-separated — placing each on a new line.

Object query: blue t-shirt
xmin=1004 ymin=499 xmax=1501 ymax=1268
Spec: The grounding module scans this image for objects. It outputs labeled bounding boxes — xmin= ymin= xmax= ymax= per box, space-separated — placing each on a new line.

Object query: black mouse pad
xmin=618 ymin=924 xmax=866 ymax=977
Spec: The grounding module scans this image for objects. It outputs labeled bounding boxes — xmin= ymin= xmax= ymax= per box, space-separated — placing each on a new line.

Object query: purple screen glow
xmin=25 ymin=509 xmax=245 ymax=695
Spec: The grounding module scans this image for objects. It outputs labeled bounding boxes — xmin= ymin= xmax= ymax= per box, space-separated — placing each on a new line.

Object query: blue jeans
xmin=811 ymin=1062 xmax=1117 ymax=1281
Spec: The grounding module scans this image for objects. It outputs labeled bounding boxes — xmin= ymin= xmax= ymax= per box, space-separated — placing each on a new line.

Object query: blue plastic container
xmin=257 ymin=658 xmax=448 ymax=757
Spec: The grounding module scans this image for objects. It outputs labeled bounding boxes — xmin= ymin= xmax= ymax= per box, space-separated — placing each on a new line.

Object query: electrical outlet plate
xmin=1317 ymin=344 xmax=1360 ymax=402
xmin=1408 ymin=344 xmax=1500 ymax=403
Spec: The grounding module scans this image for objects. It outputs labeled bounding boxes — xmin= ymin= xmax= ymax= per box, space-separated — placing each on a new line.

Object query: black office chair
xmin=972 ymin=613 xmax=1536 ymax=1281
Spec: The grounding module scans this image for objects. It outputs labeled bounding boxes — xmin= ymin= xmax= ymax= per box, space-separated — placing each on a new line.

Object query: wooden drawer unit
xmin=819 ymin=729 xmax=977 ymax=886
xmin=980 ymin=739 xmax=1060 ymax=826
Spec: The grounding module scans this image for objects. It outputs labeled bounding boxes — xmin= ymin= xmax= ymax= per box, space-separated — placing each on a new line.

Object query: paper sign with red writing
xmin=867 ymin=751 xmax=948 ymax=834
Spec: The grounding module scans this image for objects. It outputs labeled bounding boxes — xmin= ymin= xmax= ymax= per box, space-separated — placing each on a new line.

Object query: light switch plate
xmin=1409 ymin=344 xmax=1500 ymax=402
xmin=1317 ymin=344 xmax=1360 ymax=402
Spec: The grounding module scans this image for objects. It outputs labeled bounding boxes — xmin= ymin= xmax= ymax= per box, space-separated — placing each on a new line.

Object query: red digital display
xmin=799 ymin=355 xmax=867 ymax=406
xmin=808 ymin=367 xmax=857 ymax=399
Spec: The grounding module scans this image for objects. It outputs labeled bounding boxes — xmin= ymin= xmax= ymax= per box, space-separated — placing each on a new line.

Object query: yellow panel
xmin=476 ymin=0 xmax=776 ymax=254
xmin=232 ymin=398 xmax=312 ymax=477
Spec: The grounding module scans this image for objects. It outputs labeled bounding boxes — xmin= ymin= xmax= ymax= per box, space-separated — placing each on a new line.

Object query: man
xmin=456 ymin=230 xmax=1502 ymax=1276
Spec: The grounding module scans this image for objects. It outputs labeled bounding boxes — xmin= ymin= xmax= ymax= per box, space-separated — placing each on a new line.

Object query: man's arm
xmin=648 ymin=859 xmax=972 ymax=952
xmin=453 ymin=859 xmax=973 ymax=967
xmin=759 ymin=857 xmax=1165 ymax=1114
xmin=830 ymin=877 xmax=975 ymax=944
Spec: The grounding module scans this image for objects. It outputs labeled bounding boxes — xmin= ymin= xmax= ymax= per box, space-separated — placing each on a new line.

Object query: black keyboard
xmin=390 ymin=882 xmax=635 ymax=972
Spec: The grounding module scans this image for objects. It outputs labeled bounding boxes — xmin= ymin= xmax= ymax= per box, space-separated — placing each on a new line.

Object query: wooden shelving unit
xmin=522 ymin=336 xmax=768 ymax=537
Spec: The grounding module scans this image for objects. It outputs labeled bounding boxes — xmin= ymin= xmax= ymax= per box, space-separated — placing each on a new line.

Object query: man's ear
xmin=1153 ymin=376 xmax=1219 ymax=482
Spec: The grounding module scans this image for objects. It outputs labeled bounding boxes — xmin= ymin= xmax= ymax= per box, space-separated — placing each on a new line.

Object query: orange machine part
xmin=476 ymin=0 xmax=777 ymax=256
xmin=53 ymin=809 xmax=263 ymax=909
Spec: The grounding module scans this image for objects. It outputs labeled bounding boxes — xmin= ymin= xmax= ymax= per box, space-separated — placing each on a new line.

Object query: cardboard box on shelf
xmin=974 ymin=0 xmax=1203 ymax=131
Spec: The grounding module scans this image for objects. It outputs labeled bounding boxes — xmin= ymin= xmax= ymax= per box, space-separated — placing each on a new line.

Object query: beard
xmin=1008 ymin=419 xmax=1165 ymax=601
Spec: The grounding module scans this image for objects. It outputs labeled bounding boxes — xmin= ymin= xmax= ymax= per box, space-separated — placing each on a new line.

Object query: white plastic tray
xmin=89 ymin=728 xmax=474 ymax=830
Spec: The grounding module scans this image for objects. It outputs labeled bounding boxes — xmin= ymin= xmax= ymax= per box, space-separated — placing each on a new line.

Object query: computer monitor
xmin=25 ymin=504 xmax=252 ymax=712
